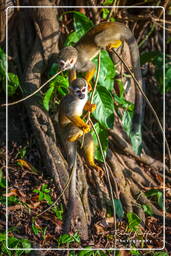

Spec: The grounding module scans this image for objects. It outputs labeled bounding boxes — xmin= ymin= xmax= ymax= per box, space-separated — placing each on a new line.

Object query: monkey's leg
xmin=84 ymin=101 xmax=96 ymax=113
xmin=67 ymin=115 xmax=90 ymax=133
xmin=64 ymin=124 xmax=83 ymax=143
xmin=83 ymin=133 xmax=103 ymax=177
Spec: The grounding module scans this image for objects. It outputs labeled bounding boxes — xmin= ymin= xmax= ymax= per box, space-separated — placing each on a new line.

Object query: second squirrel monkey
xmin=58 ymin=78 xmax=102 ymax=233
xmin=58 ymin=77 xmax=101 ymax=171
xmin=58 ymin=22 xmax=143 ymax=132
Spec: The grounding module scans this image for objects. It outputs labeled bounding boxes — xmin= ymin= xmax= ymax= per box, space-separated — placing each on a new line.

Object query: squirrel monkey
xmin=58 ymin=22 xmax=143 ymax=132
xmin=58 ymin=78 xmax=103 ymax=233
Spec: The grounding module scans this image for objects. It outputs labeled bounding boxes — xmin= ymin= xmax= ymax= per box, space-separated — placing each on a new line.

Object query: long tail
xmin=125 ymin=29 xmax=144 ymax=133
xmin=63 ymin=140 xmax=77 ymax=234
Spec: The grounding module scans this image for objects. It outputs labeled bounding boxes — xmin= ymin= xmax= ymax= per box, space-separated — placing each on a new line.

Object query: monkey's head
xmin=58 ymin=46 xmax=78 ymax=70
xmin=69 ymin=78 xmax=88 ymax=100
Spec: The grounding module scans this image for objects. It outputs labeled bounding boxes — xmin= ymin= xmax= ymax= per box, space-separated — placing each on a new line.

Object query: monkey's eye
xmin=70 ymin=59 xmax=74 ymax=64
xmin=82 ymin=88 xmax=86 ymax=93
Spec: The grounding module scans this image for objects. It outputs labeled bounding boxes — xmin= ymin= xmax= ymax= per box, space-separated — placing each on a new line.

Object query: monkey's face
xmin=70 ymin=78 xmax=88 ymax=100
xmin=58 ymin=46 xmax=78 ymax=70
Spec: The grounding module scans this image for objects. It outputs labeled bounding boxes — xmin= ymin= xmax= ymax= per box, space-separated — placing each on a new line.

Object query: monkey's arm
xmin=67 ymin=115 xmax=90 ymax=133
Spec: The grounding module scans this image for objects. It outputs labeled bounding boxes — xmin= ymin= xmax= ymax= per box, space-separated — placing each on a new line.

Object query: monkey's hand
xmin=81 ymin=124 xmax=90 ymax=134
xmin=68 ymin=116 xmax=90 ymax=134
xmin=68 ymin=130 xmax=83 ymax=142
xmin=94 ymin=165 xmax=104 ymax=178
xmin=84 ymin=101 xmax=96 ymax=113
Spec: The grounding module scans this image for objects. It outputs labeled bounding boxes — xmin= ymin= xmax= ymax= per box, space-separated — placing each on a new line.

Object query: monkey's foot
xmin=84 ymin=101 xmax=96 ymax=112
xmin=106 ymin=40 xmax=122 ymax=50
xmin=93 ymin=164 xmax=104 ymax=178
xmin=68 ymin=130 xmax=83 ymax=142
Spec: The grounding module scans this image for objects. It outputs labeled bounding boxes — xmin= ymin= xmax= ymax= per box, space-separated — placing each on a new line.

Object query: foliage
xmin=140 ymin=51 xmax=171 ymax=93
xmin=145 ymin=189 xmax=163 ymax=209
xmin=33 ymin=184 xmax=53 ymax=205
xmin=0 ymin=48 xmax=21 ymax=96
xmin=126 ymin=212 xmax=141 ymax=232
xmin=0 ymin=232 xmax=31 ymax=255
xmin=57 ymin=232 xmax=80 ymax=247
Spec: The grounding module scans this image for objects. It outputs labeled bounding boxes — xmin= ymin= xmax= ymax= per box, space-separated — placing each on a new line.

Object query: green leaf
xmin=7 ymin=73 xmax=20 ymax=96
xmin=101 ymin=8 xmax=110 ymax=20
xmin=0 ymin=168 xmax=6 ymax=188
xmin=43 ymin=86 xmax=54 ymax=111
xmin=127 ymin=212 xmax=141 ymax=231
xmin=142 ymin=204 xmax=153 ymax=216
xmin=145 ymin=189 xmax=163 ymax=208
xmin=91 ymin=123 xmax=108 ymax=162
xmin=154 ymin=253 xmax=169 ymax=256
xmin=0 ymin=233 xmax=6 ymax=241
xmin=48 ymin=63 xmax=58 ymax=76
xmin=64 ymin=31 xmax=81 ymax=47
xmin=0 ymin=47 xmax=6 ymax=77
xmin=130 ymin=249 xmax=141 ymax=255
xmin=122 ymin=111 xmax=142 ymax=155
xmin=64 ymin=12 xmax=93 ymax=46
xmin=92 ymin=86 xmax=114 ymax=129
xmin=114 ymin=95 xmax=134 ymax=111
xmin=113 ymin=199 xmax=124 ymax=218
xmin=103 ymin=0 xmax=113 ymax=5
xmin=32 ymin=223 xmax=40 ymax=236
xmin=157 ymin=191 xmax=163 ymax=209
xmin=39 ymin=191 xmax=44 ymax=201
xmin=93 ymin=50 xmax=116 ymax=91
xmin=21 ymin=239 xmax=32 ymax=250
xmin=44 ymin=193 xmax=53 ymax=205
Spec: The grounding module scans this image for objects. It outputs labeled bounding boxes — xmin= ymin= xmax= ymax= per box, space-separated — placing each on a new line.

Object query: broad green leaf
xmin=64 ymin=12 xmax=93 ymax=46
xmin=142 ymin=204 xmax=153 ymax=216
xmin=92 ymin=86 xmax=114 ymax=129
xmin=122 ymin=111 xmax=142 ymax=155
xmin=43 ymin=87 xmax=54 ymax=111
xmin=50 ymin=74 xmax=69 ymax=88
xmin=93 ymin=50 xmax=116 ymax=91
xmin=73 ymin=12 xmax=93 ymax=37
xmin=91 ymin=123 xmax=108 ymax=162
xmin=127 ymin=212 xmax=141 ymax=231
xmin=64 ymin=31 xmax=80 ymax=47
xmin=113 ymin=199 xmax=124 ymax=218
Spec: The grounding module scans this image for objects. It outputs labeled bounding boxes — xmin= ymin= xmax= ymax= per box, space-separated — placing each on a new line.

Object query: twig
xmin=111 ymin=48 xmax=171 ymax=170
xmin=1 ymin=70 xmax=64 ymax=107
